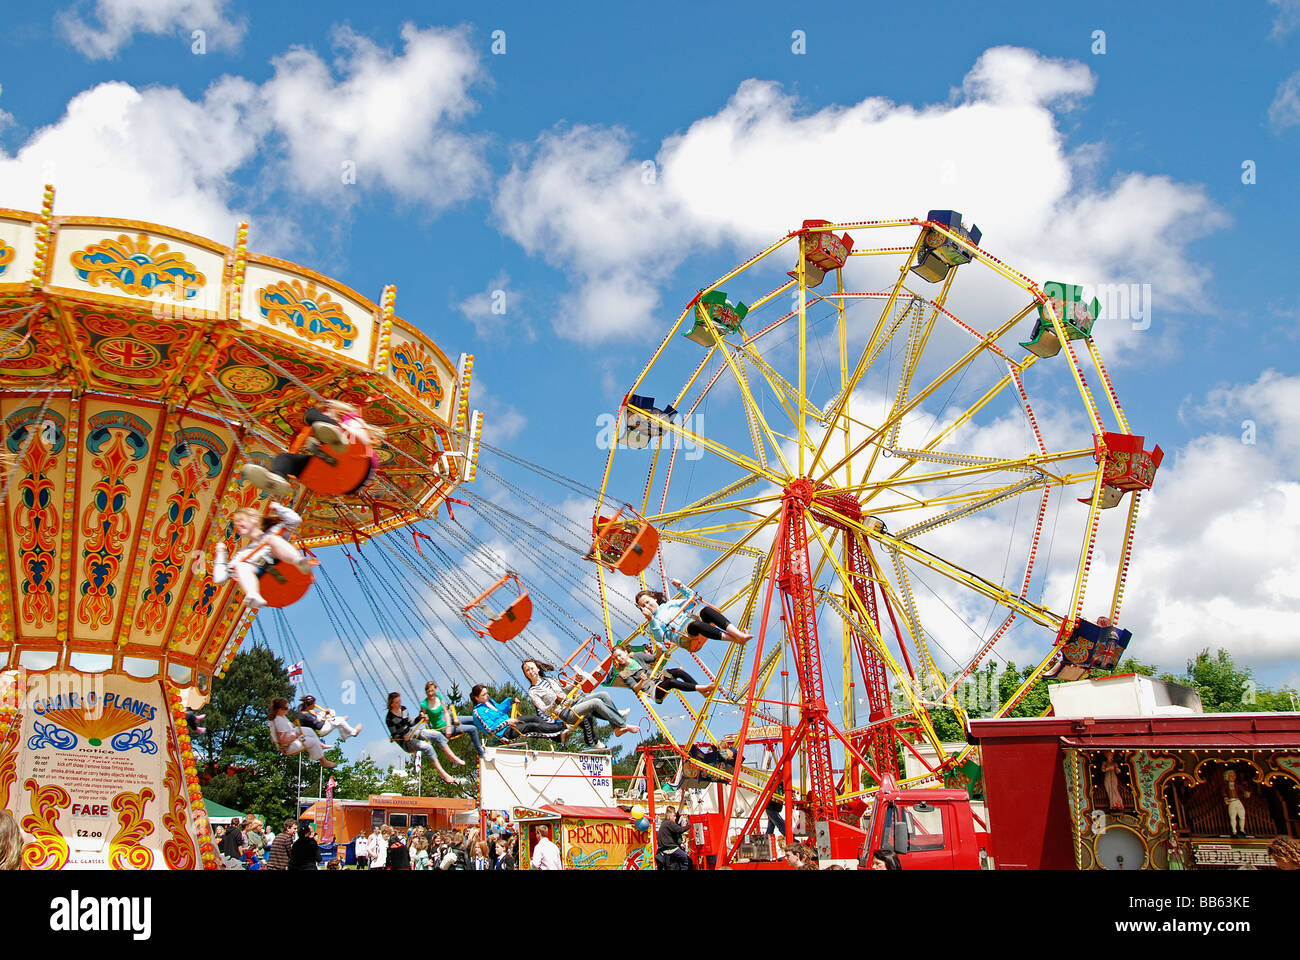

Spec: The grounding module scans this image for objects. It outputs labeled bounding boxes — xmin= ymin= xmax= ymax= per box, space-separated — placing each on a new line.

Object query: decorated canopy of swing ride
xmin=0 ymin=186 xmax=477 ymax=692
xmin=0 ymin=193 xmax=1163 ymax=868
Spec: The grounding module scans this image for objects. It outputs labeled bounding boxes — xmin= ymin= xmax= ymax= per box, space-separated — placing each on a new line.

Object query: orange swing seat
xmin=257 ymin=559 xmax=315 ymax=608
xmin=291 ymin=424 xmax=374 ymax=496
xmin=590 ymin=505 xmax=659 ymax=577
xmin=464 ymin=572 xmax=533 ymax=643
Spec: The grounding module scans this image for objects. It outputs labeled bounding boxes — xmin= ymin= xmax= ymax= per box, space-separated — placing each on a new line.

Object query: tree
xmin=200 ymin=648 xmax=340 ymax=826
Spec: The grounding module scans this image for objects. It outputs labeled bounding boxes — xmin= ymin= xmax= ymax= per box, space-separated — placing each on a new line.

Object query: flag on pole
xmin=322 ymin=776 xmax=336 ymax=845
xmin=289 ymin=661 xmax=304 ymax=686
xmin=414 ymin=748 xmax=422 ymax=779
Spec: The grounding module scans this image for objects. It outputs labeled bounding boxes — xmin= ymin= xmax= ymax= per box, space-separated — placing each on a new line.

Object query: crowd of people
xmin=209 ymin=812 xmax=527 ymax=870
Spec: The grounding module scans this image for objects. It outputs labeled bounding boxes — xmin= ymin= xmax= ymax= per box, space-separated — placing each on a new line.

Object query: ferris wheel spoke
xmin=889 ymin=472 xmax=1050 ymax=540
xmin=808 ymin=231 xmax=928 ymax=474
xmin=807 ymin=496 xmax=1061 ymax=628
xmin=657 ymin=528 xmax=769 ymax=559
xmin=815 ymin=307 xmax=1034 ymax=489
xmin=801 ymin=517 xmax=946 ymax=755
xmin=708 ymin=324 xmax=797 ymax=477
xmin=626 ymin=399 xmax=782 ymax=486
xmin=842 ymin=284 xmax=957 ymax=487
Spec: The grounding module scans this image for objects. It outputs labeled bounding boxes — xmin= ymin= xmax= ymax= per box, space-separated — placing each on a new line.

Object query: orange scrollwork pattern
xmin=389 ymin=338 xmax=445 ymax=408
xmin=0 ymin=716 xmax=20 ymax=808
xmin=21 ymin=778 xmax=70 ymax=870
xmin=12 ymin=422 xmax=62 ymax=629
xmin=77 ymin=411 xmax=152 ymax=628
xmin=109 ymin=787 xmax=156 ymax=870
xmin=162 ymin=734 xmax=197 ymax=870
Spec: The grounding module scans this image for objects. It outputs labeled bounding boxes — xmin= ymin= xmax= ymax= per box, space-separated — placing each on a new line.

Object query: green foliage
xmin=201 ymin=647 xmax=311 ymax=826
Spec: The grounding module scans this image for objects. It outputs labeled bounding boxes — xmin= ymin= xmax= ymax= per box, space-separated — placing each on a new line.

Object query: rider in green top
xmin=421 ymin=680 xmax=485 ymax=757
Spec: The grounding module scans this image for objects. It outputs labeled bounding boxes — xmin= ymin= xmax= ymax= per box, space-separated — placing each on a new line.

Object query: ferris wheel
xmin=591 ymin=213 xmax=1162 ymax=853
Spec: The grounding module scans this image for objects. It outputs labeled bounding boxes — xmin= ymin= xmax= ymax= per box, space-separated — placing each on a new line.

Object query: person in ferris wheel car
xmin=242 ymin=399 xmax=386 ymax=499
xmin=635 ymin=578 xmax=752 ymax=652
xmin=297 ymin=693 xmax=362 ymax=742
xmin=212 ymin=503 xmax=312 ymax=608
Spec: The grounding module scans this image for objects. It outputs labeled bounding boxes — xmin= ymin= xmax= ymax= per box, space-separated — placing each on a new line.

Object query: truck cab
xmin=860 ymin=787 xmax=992 ymax=870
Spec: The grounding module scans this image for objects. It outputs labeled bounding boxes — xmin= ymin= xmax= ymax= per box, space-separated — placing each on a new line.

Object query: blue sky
xmin=3 ymin=1 xmax=1298 ymax=767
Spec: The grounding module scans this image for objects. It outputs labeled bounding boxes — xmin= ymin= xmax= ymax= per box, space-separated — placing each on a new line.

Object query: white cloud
xmin=260 ymin=24 xmax=487 ymax=212
xmin=1269 ymin=70 xmax=1300 ymax=130
xmin=58 ymin=0 xmax=245 ymax=60
xmin=470 ymin=372 xmax=527 ymax=445
xmin=495 ymin=46 xmax=1226 ymax=344
xmin=457 ymin=269 xmax=535 ymax=342
xmin=1269 ymin=0 xmax=1300 ymax=37
xmin=0 ymin=78 xmax=264 ymax=239
xmin=0 ymin=25 xmax=486 ymax=245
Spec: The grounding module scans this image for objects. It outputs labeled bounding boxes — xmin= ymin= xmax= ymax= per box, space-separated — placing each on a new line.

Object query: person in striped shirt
xmin=265 ymin=818 xmax=297 ymax=870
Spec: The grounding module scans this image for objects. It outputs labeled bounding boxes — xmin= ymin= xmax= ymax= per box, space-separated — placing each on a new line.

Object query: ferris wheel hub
xmin=783 ymin=478 xmax=815 ymax=505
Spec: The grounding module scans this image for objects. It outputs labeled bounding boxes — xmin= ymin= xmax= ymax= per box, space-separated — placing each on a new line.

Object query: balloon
xmin=635 ymin=817 xmax=651 ymax=832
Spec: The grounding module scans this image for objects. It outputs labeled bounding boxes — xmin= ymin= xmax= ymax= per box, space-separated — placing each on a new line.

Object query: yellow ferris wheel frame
xmin=592 ymin=215 xmax=1145 ymax=800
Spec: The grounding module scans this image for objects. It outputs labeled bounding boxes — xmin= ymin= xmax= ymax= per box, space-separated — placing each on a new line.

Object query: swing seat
xmin=579 ymin=652 xmax=615 ymax=693
xmin=464 ymin=572 xmax=533 ymax=643
xmin=590 ymin=506 xmax=659 ymax=577
xmin=679 ymin=634 xmax=707 ymax=654
xmin=290 ymin=425 xmax=373 ymax=496
xmin=257 ymin=559 xmax=315 ymax=608
xmin=487 ymin=593 xmax=532 ymax=643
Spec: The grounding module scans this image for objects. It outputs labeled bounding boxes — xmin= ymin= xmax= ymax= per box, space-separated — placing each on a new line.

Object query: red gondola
xmin=464 ymin=572 xmax=532 ymax=643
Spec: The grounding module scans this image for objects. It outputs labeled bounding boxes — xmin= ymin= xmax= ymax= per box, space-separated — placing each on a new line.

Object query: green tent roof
xmin=204 ymin=798 xmax=246 ymax=823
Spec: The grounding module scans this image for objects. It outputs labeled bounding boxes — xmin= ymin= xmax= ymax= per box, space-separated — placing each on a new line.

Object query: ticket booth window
xmin=389 ymin=813 xmax=409 ymax=829
xmin=411 ymin=815 xmax=428 ymax=829
xmin=371 ymin=810 xmax=385 ymax=829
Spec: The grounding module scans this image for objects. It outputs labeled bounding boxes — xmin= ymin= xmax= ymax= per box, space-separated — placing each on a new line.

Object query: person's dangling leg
xmin=513 ymin=716 xmax=566 ymax=739
xmin=578 ymin=715 xmax=599 ymax=747
xmin=264 ymin=533 xmax=312 ymax=574
xmin=302 ymin=729 xmax=333 ymax=766
xmin=243 ymin=454 xmax=307 ymax=496
xmin=424 ymin=728 xmax=463 ymax=766
xmin=232 ymin=561 xmax=267 ymax=607
xmin=456 ymin=721 xmax=485 ymax=757
xmin=572 ymin=694 xmax=625 ymax=728
xmin=416 ymin=739 xmax=462 ymax=783
xmin=700 ymin=604 xmax=751 ymax=643
xmin=655 ymin=668 xmax=713 ymax=703
xmin=304 ymin=408 xmax=347 ymax=453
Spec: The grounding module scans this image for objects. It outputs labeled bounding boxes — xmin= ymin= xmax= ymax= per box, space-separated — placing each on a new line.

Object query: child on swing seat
xmin=212 ymin=503 xmax=311 ymax=608
xmin=242 ymin=399 xmax=386 ymax=498
xmin=635 ymin=577 xmax=752 ymax=652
